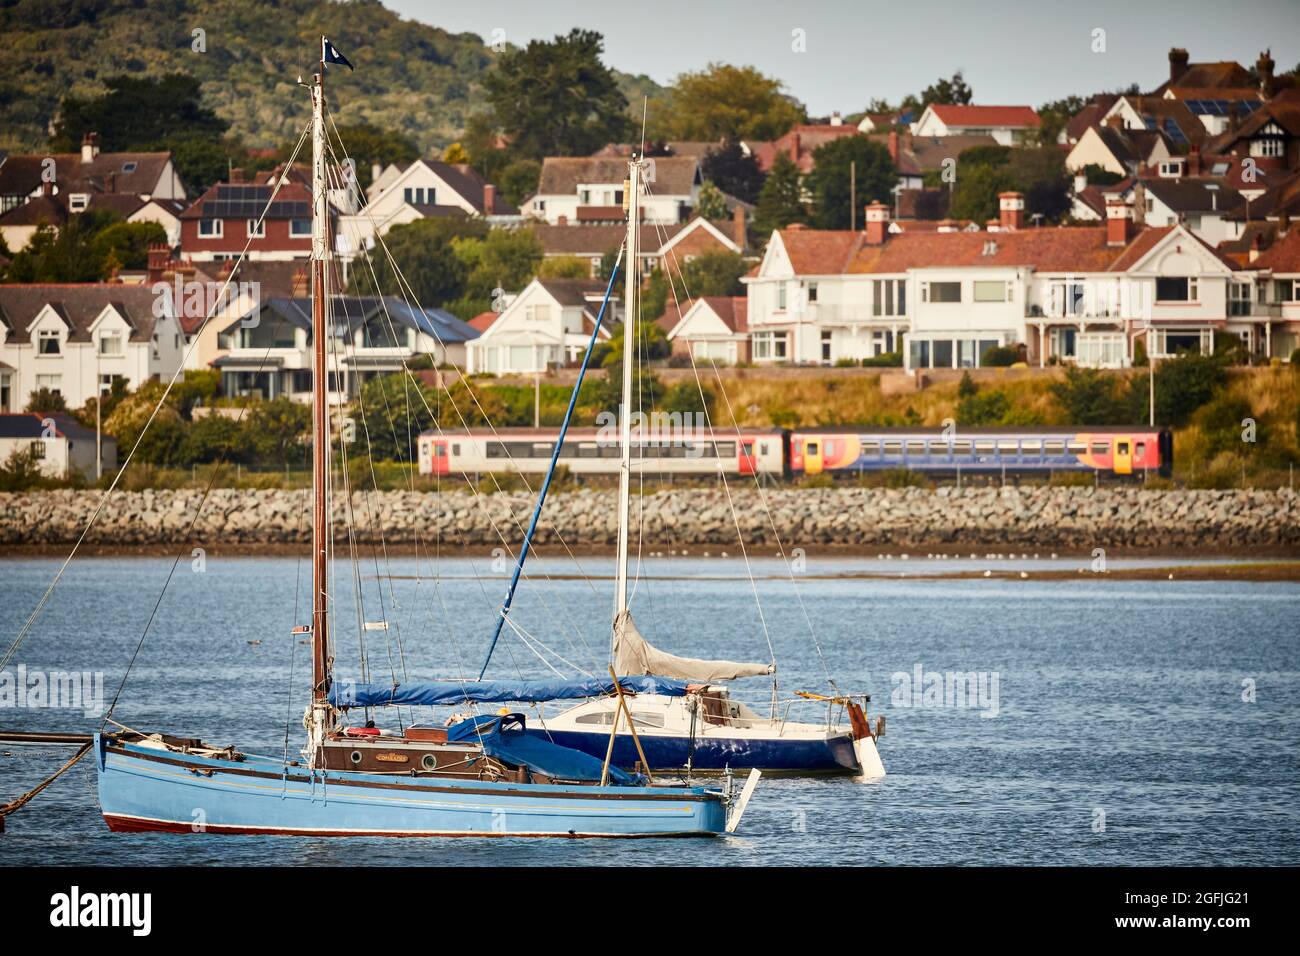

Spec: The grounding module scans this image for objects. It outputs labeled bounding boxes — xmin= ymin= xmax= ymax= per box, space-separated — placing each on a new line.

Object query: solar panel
xmin=1162 ymin=117 xmax=1189 ymax=144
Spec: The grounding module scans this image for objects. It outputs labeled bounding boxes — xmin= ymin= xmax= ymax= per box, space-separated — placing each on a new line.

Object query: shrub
xmin=981 ymin=344 xmax=1021 ymax=367
xmin=862 ymin=351 xmax=902 ymax=368
xmin=1049 ymin=367 xmax=1129 ymax=424
xmin=1193 ymin=394 xmax=1255 ymax=458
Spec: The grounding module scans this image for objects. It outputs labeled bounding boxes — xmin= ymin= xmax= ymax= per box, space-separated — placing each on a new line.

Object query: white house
xmin=467 ymin=279 xmax=619 ymax=374
xmin=214 ymin=296 xmax=478 ymax=402
xmin=0 ymin=412 xmax=115 ymax=479
xmin=336 ymin=160 xmax=519 ymax=258
xmin=910 ymin=105 xmax=1041 ymax=146
xmin=523 ymin=157 xmax=701 ymax=226
xmin=744 ymin=196 xmax=1277 ymax=371
xmin=0 ymin=285 xmax=185 ymax=412
xmin=658 ymin=296 xmax=750 ymax=364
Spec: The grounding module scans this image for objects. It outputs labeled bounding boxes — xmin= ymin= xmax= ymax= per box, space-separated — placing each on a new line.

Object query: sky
xmin=388 ymin=0 xmax=1300 ymax=115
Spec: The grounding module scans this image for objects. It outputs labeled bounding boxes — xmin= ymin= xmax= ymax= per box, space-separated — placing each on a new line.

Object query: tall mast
xmin=614 ymin=159 xmax=639 ymax=625
xmin=309 ymin=51 xmax=332 ymax=746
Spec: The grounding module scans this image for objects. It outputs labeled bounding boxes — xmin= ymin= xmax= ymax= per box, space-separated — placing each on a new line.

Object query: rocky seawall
xmin=1 ymin=487 xmax=1297 ymax=553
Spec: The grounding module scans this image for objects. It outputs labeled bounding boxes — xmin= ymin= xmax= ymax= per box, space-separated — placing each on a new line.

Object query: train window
xmin=950 ymin=440 xmax=972 ymax=455
xmin=600 ymin=444 xmax=620 ymax=458
xmin=1022 ymin=440 xmax=1042 ymax=454
xmin=1067 ymin=441 xmax=1087 ymax=455
xmin=1135 ymin=442 xmax=1146 ymax=458
xmin=485 ymin=443 xmax=506 ymax=459
xmin=1117 ymin=441 xmax=1130 ymax=455
xmin=997 ymin=440 xmax=1019 ymax=453
xmin=975 ymin=440 xmax=995 ymax=455
xmin=578 ymin=443 xmax=599 ymax=458
xmin=862 ymin=440 xmax=881 ymax=456
xmin=434 ymin=445 xmax=447 ymax=458
xmin=451 ymin=444 xmax=461 ymax=456
xmin=1092 ymin=441 xmax=1110 ymax=456
xmin=531 ymin=443 xmax=552 ymax=457
xmin=757 ymin=442 xmax=767 ymax=456
xmin=715 ymin=442 xmax=736 ymax=457
xmin=1045 ymin=440 xmax=1065 ymax=455
xmin=806 ymin=441 xmax=819 ymax=455
xmin=906 ymin=440 xmax=927 ymax=455
xmin=883 ymin=440 xmax=903 ymax=455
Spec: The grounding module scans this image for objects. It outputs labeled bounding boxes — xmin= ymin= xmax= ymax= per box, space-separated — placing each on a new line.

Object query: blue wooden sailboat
xmin=91 ymin=38 xmax=750 ymax=839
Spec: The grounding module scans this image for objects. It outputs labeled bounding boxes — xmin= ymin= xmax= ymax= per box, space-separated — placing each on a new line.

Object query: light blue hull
xmin=95 ymin=735 xmax=724 ymax=838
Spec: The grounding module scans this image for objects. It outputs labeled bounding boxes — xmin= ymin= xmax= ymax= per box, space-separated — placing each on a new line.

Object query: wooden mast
xmin=309 ymin=46 xmax=332 ymax=749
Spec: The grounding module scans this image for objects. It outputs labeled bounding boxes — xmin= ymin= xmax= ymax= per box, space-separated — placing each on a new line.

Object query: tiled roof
xmin=425 ymin=161 xmax=518 ymax=215
xmin=469 ymin=311 xmax=499 ymax=333
xmin=0 ymin=194 xmax=67 ymax=226
xmin=538 ymin=156 xmax=699 ymax=195
xmin=0 ymin=412 xmax=101 ymax=442
xmin=745 ymin=125 xmax=862 ymax=174
xmin=1065 ymin=96 xmax=1120 ymax=142
xmin=535 ymin=278 xmax=611 ymax=307
xmin=0 ymin=284 xmax=164 ymax=343
xmin=926 ymin=105 xmax=1041 ymax=128
xmin=1140 ymin=177 xmax=1245 ymax=214
xmin=1155 ymin=61 xmax=1253 ymax=95
xmin=656 ymin=295 xmax=747 ymax=335
xmin=1250 ymin=229 xmax=1300 ymax=272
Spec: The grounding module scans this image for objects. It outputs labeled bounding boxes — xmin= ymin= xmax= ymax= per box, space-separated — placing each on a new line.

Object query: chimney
xmin=1257 ymin=49 xmax=1276 ymax=99
xmin=830 ymin=111 xmax=843 ymax=127
xmin=888 ymin=129 xmax=900 ymax=164
xmin=986 ymin=218 xmax=1001 ymax=232
xmin=1187 ymin=147 xmax=1202 ymax=177
xmin=557 ymin=214 xmax=568 ymax=226
xmin=41 ymin=180 xmax=53 ymax=197
xmin=864 ymin=200 xmax=890 ymax=245
xmin=1105 ymin=114 xmax=1125 ymax=130
xmin=999 ymin=191 xmax=1025 ymax=231
xmin=106 ymin=170 xmax=116 ymax=193
xmin=81 ymin=132 xmax=99 ymax=164
xmin=1106 ymin=197 xmax=1134 ymax=246
xmin=230 ymin=167 xmax=246 ymax=184
xmin=937 ymin=218 xmax=957 ymax=233
xmin=1073 ymin=171 xmax=1088 ymax=195
xmin=1169 ymin=48 xmax=1190 ymax=86
xmin=732 ymin=204 xmax=747 ymax=249
xmin=146 ymin=244 xmax=169 ymax=284
xmin=789 ymin=132 xmax=801 ymax=162
xmin=482 ymin=183 xmax=495 ymax=214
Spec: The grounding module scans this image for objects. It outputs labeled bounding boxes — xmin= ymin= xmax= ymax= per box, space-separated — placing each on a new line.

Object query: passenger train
xmin=417 ymin=426 xmax=1172 ymax=480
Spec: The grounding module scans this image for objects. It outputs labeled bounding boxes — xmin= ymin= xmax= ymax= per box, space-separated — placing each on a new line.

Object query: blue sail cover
xmin=329 ymin=675 xmax=692 ymax=709
xmin=447 ymin=713 xmax=642 ymax=785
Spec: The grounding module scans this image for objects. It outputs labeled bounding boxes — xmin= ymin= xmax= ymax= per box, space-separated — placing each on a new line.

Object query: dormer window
xmin=68 ymin=194 xmax=90 ymax=212
xmin=38 ymin=329 xmax=61 ymax=355
xmin=122 ymin=161 xmax=137 ymax=174
xmin=1158 ymin=160 xmax=1185 ymax=178
xmin=98 ymin=330 xmax=124 ymax=356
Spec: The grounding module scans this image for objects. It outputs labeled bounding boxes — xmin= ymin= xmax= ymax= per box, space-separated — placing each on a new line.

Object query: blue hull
xmin=95 ymin=735 xmax=724 ymax=837
xmin=529 ymin=728 xmax=860 ymax=774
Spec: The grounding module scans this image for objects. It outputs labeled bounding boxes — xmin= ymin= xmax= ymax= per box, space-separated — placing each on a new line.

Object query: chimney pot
xmin=1106 ymin=197 xmax=1134 ymax=246
xmin=732 ymin=204 xmax=747 ymax=249
xmin=999 ymin=191 xmax=1025 ymax=231
xmin=482 ymin=182 xmax=496 ymax=214
xmin=888 ymin=129 xmax=900 ymax=164
xmin=1169 ymin=47 xmax=1190 ymax=86
xmin=864 ymin=201 xmax=890 ymax=245
xmin=81 ymin=132 xmax=99 ymax=164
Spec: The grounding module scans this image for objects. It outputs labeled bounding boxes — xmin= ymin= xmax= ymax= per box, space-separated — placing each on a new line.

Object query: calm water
xmin=1 ymin=552 xmax=1298 ymax=866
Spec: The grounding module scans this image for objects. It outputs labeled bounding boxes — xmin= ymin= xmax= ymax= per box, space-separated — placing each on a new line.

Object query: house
xmin=1137 ymin=175 xmax=1245 ymax=246
xmin=214 ymin=296 xmax=478 ymax=402
xmin=0 ymin=133 xmax=185 ymax=216
xmin=176 ymin=257 xmax=307 ymax=372
xmin=658 ymin=296 xmax=749 ymax=364
xmin=744 ymin=194 xmax=1274 ymax=370
xmin=1061 ymin=95 xmax=1121 ymax=146
xmin=0 ymin=284 xmax=185 ymax=411
xmin=466 ymin=279 xmax=619 ymax=374
xmin=0 ymin=185 xmax=188 ymax=252
xmin=1099 ymin=95 xmax=1207 ymax=150
xmin=523 ymin=157 xmax=701 ymax=225
xmin=0 ymin=412 xmax=116 ymax=479
xmin=910 ymin=105 xmax=1041 ymax=146
xmin=180 ymin=175 xmax=325 ymax=263
xmin=1208 ymin=88 xmax=1300 ymax=173
xmin=336 ymin=159 xmax=519 ymax=257
xmin=743 ymin=121 xmax=862 ymax=174
xmin=1248 ymin=227 xmax=1300 ymax=358
xmin=531 ymin=211 xmax=747 ymax=280
xmin=874 ymin=130 xmax=1001 ymax=191
xmin=1070 ymin=177 xmax=1136 ymax=222
xmin=1065 ymin=124 xmax=1174 ymax=177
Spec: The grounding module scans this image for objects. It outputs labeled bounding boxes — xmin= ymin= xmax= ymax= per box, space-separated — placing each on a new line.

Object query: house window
xmin=291 ymin=219 xmax=311 ymax=237
xmin=68 ymin=194 xmax=90 ymax=212
xmin=807 ymin=282 xmax=818 ymax=303
xmin=923 ymin=281 xmax=962 ymax=303
xmin=1274 ymin=279 xmax=1298 ymax=302
xmin=30 ymin=441 xmax=46 ymax=460
xmin=973 ymin=280 xmax=1010 ymax=303
xmin=752 ymin=331 xmax=788 ymax=360
xmin=873 ymin=279 xmax=903 ymax=316
xmin=1049 ymin=281 xmax=1086 ymax=316
xmin=247 ymin=219 xmax=265 ymax=238
xmin=777 ymin=284 xmax=787 ymax=310
xmin=1250 ymin=138 xmax=1283 ymax=159
xmin=1229 ymin=283 xmax=1252 ymax=316
xmin=198 ymin=219 xmax=223 ymax=238
xmin=35 ymin=373 xmax=62 ymax=394
xmin=820 ymin=330 xmax=832 ymax=363
xmin=122 ymin=161 xmax=137 ymax=174
xmin=1155 ymin=277 xmax=1197 ymax=302
xmin=38 ymin=330 xmax=61 ymax=355
xmin=403 ymin=187 xmax=434 ymax=205
xmin=98 ymin=331 xmax=123 ymax=356
xmin=526 ymin=304 xmax=551 ymax=322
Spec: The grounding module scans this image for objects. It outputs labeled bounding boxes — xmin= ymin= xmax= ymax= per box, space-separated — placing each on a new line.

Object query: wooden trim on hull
xmin=101 ymin=813 xmax=715 ymax=839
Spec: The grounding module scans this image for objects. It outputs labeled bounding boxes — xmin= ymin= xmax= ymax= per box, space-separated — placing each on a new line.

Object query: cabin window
xmin=576 ymin=711 xmax=616 ymax=726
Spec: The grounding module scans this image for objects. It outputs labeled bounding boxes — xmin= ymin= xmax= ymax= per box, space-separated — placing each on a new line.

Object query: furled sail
xmin=613 ymin=610 xmax=774 ymax=682
xmin=329 ymin=674 xmax=692 ymax=709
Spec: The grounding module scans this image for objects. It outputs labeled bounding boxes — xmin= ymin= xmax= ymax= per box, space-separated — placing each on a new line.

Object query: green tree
xmin=696 ymin=180 xmax=728 ymax=220
xmin=673 ymin=251 xmax=747 ymax=298
xmin=537 ymin=256 xmax=591 ymax=279
xmin=701 ymin=141 xmax=766 ymax=204
xmin=247 ymin=397 xmax=312 ymax=468
xmin=661 ymin=63 xmax=804 ymax=141
xmin=949 ymin=162 xmax=1017 ymax=223
xmin=1008 ymin=147 xmax=1072 ymax=223
xmin=334 ymin=123 xmax=420 ymax=190
xmin=1128 ymin=353 xmax=1226 ymax=425
xmin=51 ymin=73 xmax=228 ymax=152
xmin=804 ymin=137 xmax=896 ymax=230
xmin=91 ymin=220 xmax=168 ymax=271
xmin=495 ymin=159 xmax=541 ymax=208
xmin=919 ymin=71 xmax=974 ymax=107
xmin=26 ymin=387 xmax=68 ymax=414
xmin=5 ymin=211 xmax=118 ymax=283
xmin=1049 ymin=367 xmax=1130 ymax=424
xmin=753 ymin=153 xmax=806 ymax=237
xmin=350 ymin=218 xmax=480 ymax=306
xmin=484 ymin=29 xmax=630 ymax=159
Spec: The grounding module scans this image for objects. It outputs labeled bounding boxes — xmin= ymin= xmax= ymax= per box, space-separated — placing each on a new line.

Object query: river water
xmin=1 ymin=553 xmax=1297 ymax=865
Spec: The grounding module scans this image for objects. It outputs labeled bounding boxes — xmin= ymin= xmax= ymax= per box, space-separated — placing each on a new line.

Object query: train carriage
xmin=789 ymin=427 xmax=1172 ymax=479
xmin=418 ymin=427 xmax=787 ymax=478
